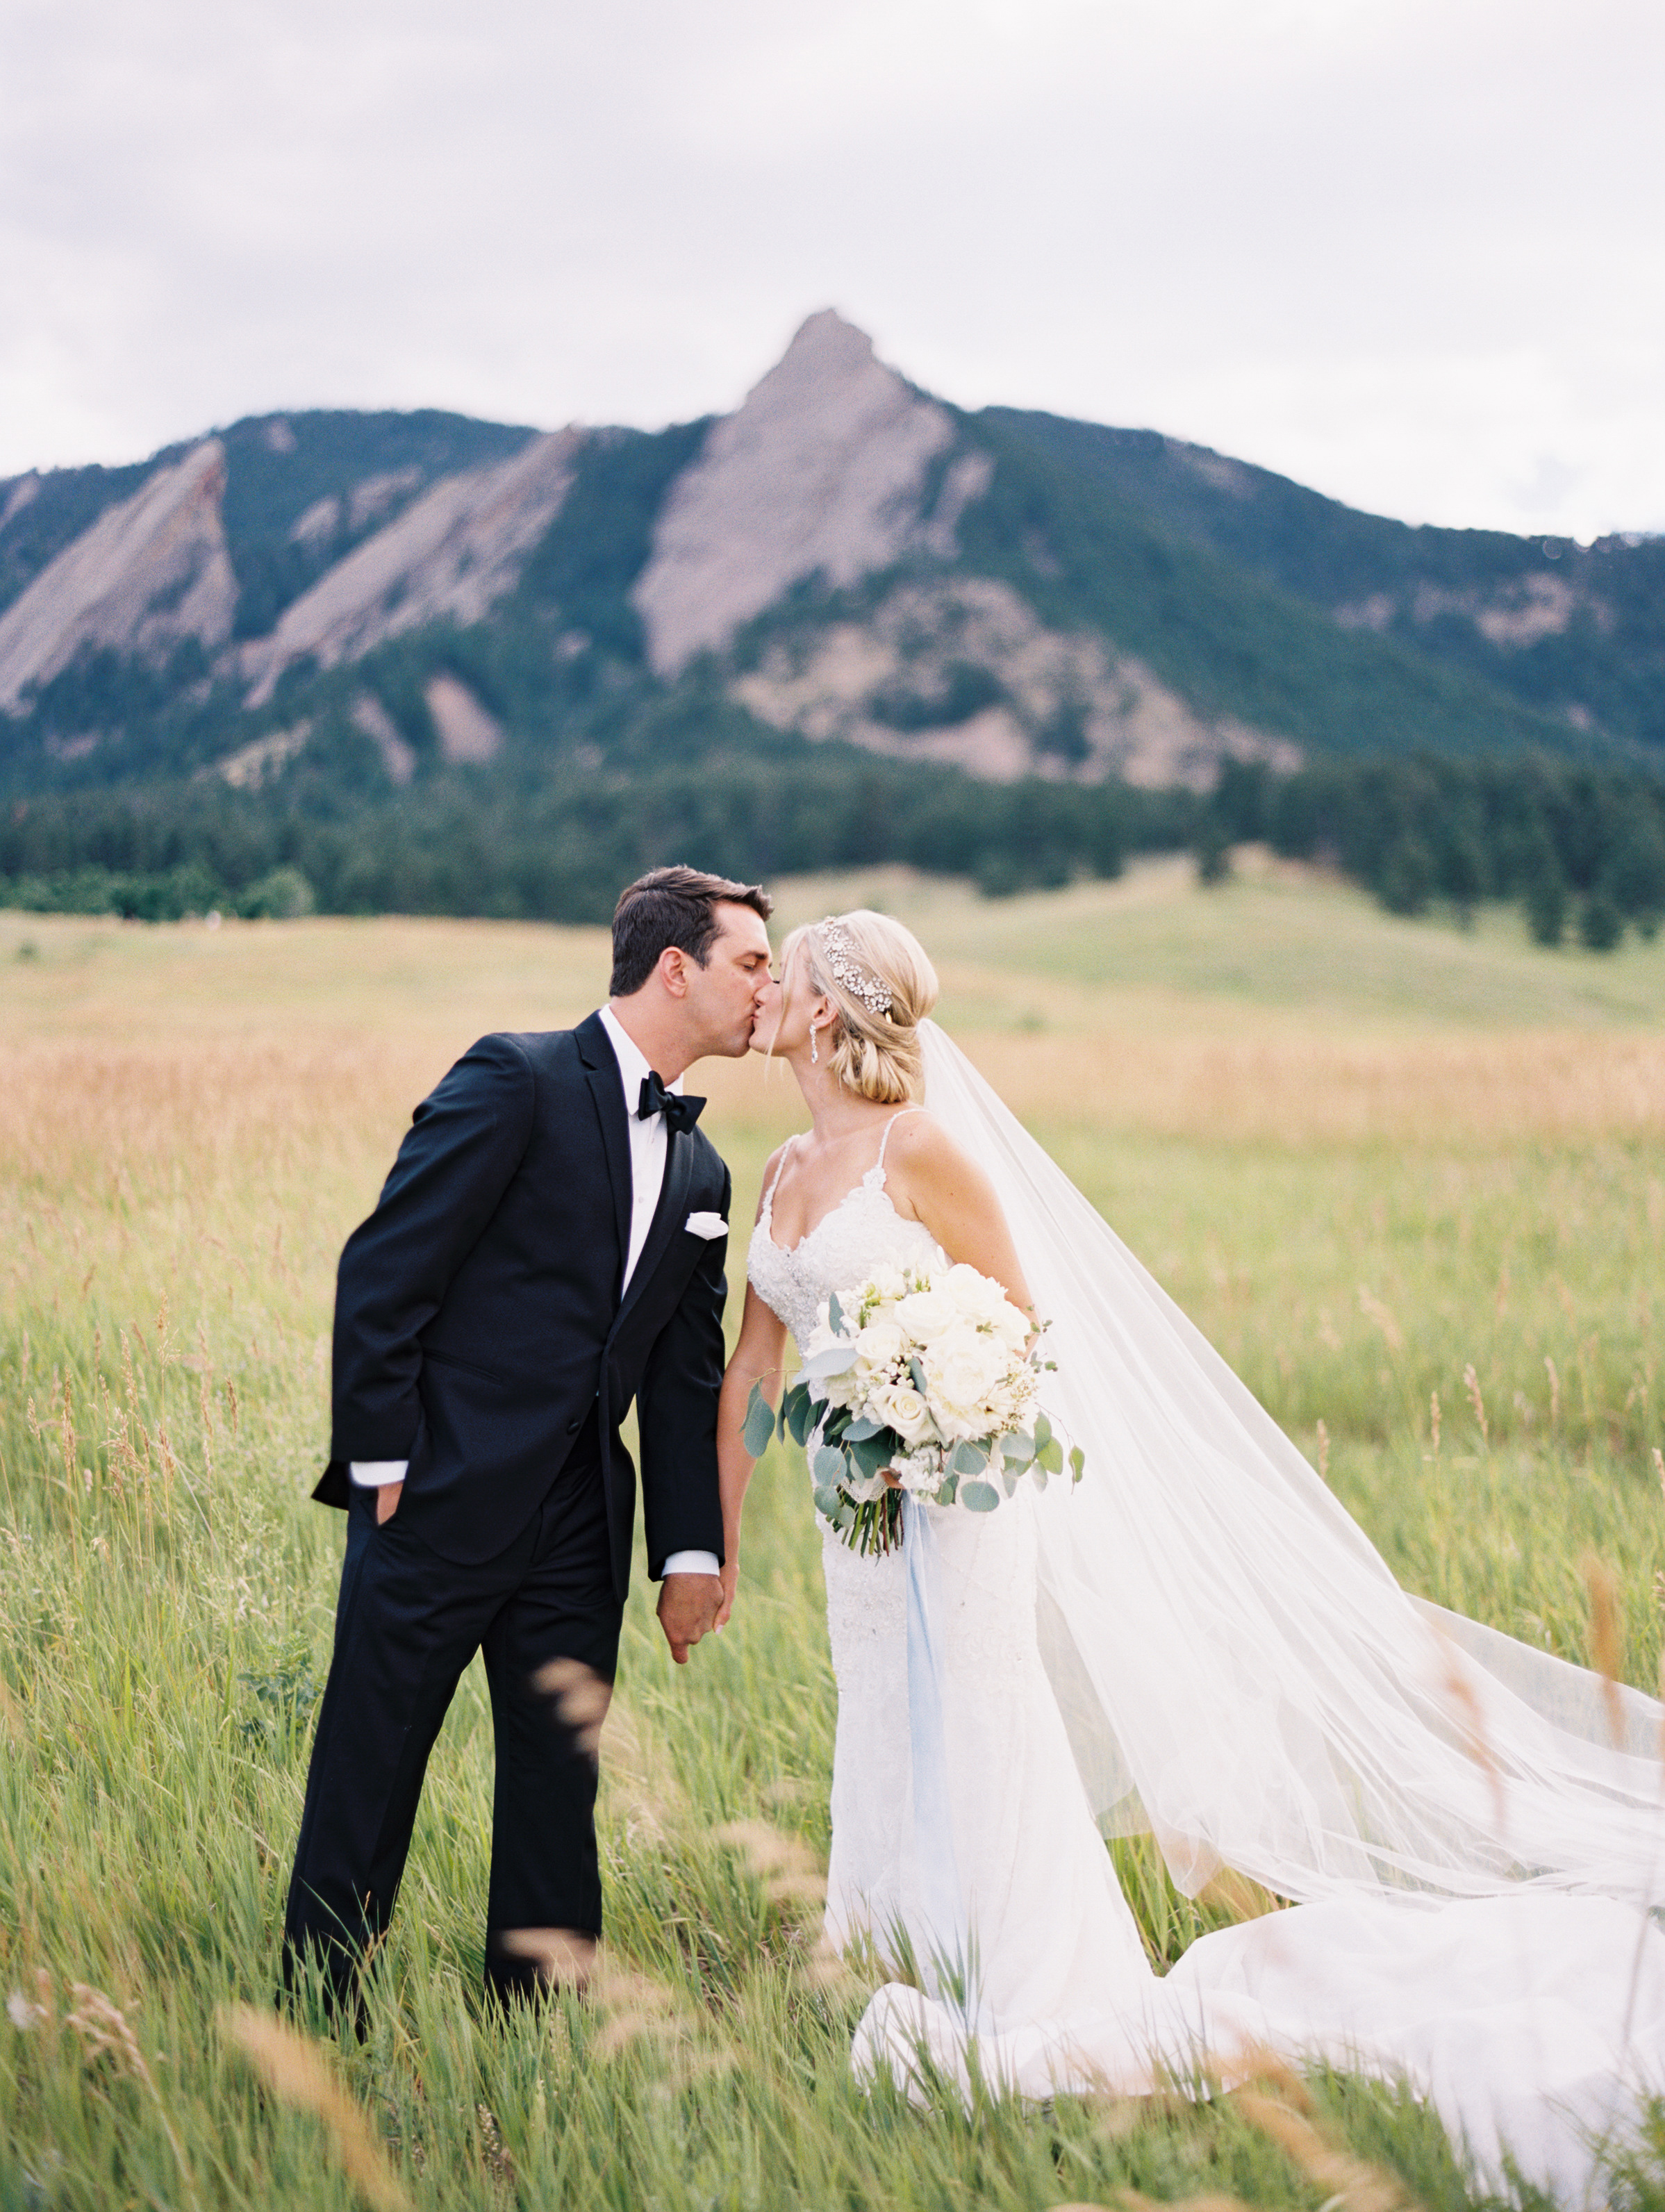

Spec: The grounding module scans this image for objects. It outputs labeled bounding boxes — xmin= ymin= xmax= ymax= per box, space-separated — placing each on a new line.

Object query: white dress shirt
xmin=597 ymin=1003 xmax=674 ymax=1300
xmin=351 ymin=1007 xmax=720 ymax=1580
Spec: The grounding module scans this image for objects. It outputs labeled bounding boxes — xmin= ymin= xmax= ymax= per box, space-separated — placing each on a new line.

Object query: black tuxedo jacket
xmin=313 ymin=1012 xmax=729 ymax=1596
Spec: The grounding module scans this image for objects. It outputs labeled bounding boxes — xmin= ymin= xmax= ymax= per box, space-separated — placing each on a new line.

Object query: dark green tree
xmin=1521 ymin=839 xmax=1569 ymax=946
xmin=1193 ymin=815 xmax=1233 ymax=884
xmin=1577 ymin=890 xmax=1623 ymax=952
xmin=1377 ymin=834 xmax=1435 ymax=916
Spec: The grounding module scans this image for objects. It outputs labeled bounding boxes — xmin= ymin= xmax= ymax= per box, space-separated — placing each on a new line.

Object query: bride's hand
xmin=715 ymin=1555 xmax=739 ymax=1631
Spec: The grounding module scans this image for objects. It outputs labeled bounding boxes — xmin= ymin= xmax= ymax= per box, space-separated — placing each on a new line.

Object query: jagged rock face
xmin=424 ymin=673 xmax=502 ymax=765
xmin=633 ymin=310 xmax=986 ymax=678
xmin=0 ymin=442 xmax=236 ymax=712
xmin=241 ymin=431 xmax=579 ymax=705
xmin=1334 ymin=572 xmax=1602 ymax=648
xmin=734 ymin=577 xmax=1302 ymax=789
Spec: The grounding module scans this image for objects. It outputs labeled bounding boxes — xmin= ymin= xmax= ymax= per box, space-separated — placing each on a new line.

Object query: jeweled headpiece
xmin=813 ymin=918 xmax=893 ymax=1017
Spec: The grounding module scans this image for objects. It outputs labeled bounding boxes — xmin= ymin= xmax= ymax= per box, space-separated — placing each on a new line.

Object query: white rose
xmin=925 ymin=1335 xmax=1009 ymax=1437
xmin=942 ymin=1264 xmax=1002 ymax=1319
xmin=895 ymin=1287 xmax=956 ymax=1343
xmin=943 ymin=1263 xmax=1031 ymax=1344
xmin=868 ymin=1379 xmax=936 ymax=1448
xmin=854 ymin=1320 xmax=904 ymax=1372
xmin=932 ymin=1320 xmax=1007 ymax=1388
xmin=992 ymin=1301 xmax=1030 ymax=1351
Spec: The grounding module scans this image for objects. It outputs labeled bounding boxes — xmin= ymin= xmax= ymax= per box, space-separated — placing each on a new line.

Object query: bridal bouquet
xmin=743 ymin=1260 xmax=1083 ymax=1555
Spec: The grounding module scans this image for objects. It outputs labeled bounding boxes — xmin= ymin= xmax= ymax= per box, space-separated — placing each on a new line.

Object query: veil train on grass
xmin=918 ymin=1016 xmax=1665 ymax=1910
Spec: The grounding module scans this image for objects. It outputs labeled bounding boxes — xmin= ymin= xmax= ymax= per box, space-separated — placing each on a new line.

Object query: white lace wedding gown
xmin=747 ymin=1112 xmax=1665 ymax=2205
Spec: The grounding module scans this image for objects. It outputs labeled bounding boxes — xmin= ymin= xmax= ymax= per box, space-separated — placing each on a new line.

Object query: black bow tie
xmin=637 ymin=1070 xmax=704 ymax=1135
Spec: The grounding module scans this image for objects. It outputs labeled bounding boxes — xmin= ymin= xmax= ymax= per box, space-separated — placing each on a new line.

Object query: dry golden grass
xmin=938 ymin=1022 xmax=1665 ymax=1145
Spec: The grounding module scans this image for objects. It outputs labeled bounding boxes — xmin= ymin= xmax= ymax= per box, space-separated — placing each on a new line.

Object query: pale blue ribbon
xmin=904 ymin=1497 xmax=975 ymax=2014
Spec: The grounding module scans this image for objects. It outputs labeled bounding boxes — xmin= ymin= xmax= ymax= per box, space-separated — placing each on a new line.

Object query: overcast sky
xmin=2 ymin=0 xmax=1659 ymax=538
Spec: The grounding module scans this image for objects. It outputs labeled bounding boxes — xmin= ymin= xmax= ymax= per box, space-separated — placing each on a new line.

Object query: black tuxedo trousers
xmin=285 ymin=1414 xmax=618 ymax=2006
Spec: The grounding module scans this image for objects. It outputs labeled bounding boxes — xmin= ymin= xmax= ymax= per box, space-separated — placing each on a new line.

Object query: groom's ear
xmin=655 ymin=945 xmax=693 ymax=1000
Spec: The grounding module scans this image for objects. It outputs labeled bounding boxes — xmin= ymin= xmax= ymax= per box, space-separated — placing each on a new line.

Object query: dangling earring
xmin=810 ymin=1021 xmax=820 ymax=1066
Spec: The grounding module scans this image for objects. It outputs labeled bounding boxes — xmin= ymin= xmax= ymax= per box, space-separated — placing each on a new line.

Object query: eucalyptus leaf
xmin=849 ymin=1433 xmax=893 ymax=1482
xmin=843 ymin=1415 xmax=884 ymax=1442
xmin=1033 ymin=1412 xmax=1052 ymax=1451
xmin=741 ymin=1383 xmax=777 ymax=1460
xmin=784 ymin=1386 xmax=815 ymax=1446
xmin=959 ymin=1479 xmax=1001 ymax=1512
xmin=937 ymin=1473 xmax=959 ymax=1506
xmin=827 ymin=1291 xmax=845 ymax=1337
xmin=1069 ymin=1443 xmax=1086 ymax=1483
xmin=1038 ymin=1438 xmax=1063 ymax=1474
xmin=813 ymin=1486 xmax=843 ymax=1519
xmin=813 ymin=1445 xmax=847 ymax=1485
xmin=800 ymin=1343 xmax=858 ymax=1385
xmin=1004 ymin=1431 xmax=1035 ymax=1464
xmin=950 ymin=1440 xmax=986 ymax=1476
xmin=908 ymin=1356 xmax=929 ymax=1398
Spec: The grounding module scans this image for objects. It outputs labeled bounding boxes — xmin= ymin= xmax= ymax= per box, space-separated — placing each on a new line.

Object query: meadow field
xmin=3 ymin=857 xmax=1665 ymax=2212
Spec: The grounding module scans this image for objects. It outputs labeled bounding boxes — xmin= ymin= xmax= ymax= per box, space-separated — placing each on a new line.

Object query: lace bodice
xmin=745 ymin=1115 xmax=944 ymax=1355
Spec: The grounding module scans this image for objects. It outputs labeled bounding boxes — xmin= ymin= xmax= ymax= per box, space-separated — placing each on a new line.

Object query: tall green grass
xmin=3 ymin=882 xmax=1663 ymax=2210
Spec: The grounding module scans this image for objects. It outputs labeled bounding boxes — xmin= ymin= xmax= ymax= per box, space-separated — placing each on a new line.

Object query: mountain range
xmin=1 ymin=310 xmax=1659 ymax=814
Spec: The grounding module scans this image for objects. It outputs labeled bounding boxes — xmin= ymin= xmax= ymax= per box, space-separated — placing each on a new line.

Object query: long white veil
xmin=919 ymin=1018 xmax=1665 ymax=1908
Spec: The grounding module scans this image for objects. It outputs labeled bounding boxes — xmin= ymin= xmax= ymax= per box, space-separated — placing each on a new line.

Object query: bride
xmin=715 ymin=909 xmax=1665 ymax=2203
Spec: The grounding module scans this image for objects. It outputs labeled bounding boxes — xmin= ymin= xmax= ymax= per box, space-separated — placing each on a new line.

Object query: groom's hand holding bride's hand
xmin=657 ymin=1572 xmax=724 ymax=1665
xmin=715 ymin=1556 xmax=738 ymax=1632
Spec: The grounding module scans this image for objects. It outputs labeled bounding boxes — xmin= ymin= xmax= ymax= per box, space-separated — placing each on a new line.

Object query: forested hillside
xmin=985 ymin=408 xmax=1665 ymax=751
xmin=1 ymin=313 xmax=1659 ymax=946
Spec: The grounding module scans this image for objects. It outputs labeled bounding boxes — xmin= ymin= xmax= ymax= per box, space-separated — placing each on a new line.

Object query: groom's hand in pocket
xmin=657 ymin=1574 xmax=722 ymax=1665
xmin=375 ymin=1482 xmax=404 ymax=1526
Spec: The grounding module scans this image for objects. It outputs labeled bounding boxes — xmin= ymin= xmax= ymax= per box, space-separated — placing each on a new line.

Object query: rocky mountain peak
xmin=0 ymin=440 xmax=236 ymax=711
xmin=240 ymin=429 xmax=579 ymax=705
xmin=631 ymin=310 xmax=968 ymax=678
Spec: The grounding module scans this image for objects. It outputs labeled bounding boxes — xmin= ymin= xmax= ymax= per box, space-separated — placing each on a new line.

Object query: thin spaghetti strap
xmin=875 ymin=1105 xmax=925 ymax=1175
xmin=761 ymin=1137 xmax=796 ymax=1216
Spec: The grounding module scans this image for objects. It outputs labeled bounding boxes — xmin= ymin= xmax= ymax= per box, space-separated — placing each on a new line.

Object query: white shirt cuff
xmin=349 ymin=1460 xmax=408 ymax=1487
xmin=661 ymin=1550 xmax=720 ymax=1578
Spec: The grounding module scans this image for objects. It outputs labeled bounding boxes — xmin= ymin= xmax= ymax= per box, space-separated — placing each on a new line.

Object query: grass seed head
xmin=1195 ymin=1868 xmax=1284 ymax=1924
xmin=220 ymin=2004 xmax=409 ymax=2212
xmin=530 ymin=1656 xmax=613 ymax=1759
xmin=718 ymin=1817 xmax=828 ymax=1915
xmin=1233 ymin=2088 xmax=1421 ymax=2212
xmin=1429 ymin=1625 xmax=1507 ymax=1840
xmin=497 ymin=1928 xmax=597 ymax=1989
xmin=1462 ymin=1362 xmax=1489 ymax=1448
xmin=1584 ymin=1552 xmax=1626 ymax=1744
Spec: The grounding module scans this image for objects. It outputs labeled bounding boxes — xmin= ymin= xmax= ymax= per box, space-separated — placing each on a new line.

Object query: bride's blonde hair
xmin=778 ymin=909 xmax=939 ymax=1103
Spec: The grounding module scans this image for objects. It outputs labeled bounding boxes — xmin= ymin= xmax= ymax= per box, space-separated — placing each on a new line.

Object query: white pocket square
xmin=684 ymin=1211 xmax=727 ymax=1240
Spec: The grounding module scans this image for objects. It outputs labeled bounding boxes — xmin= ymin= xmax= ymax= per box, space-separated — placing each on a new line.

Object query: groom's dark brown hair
xmin=611 ymin=864 xmax=773 ymax=997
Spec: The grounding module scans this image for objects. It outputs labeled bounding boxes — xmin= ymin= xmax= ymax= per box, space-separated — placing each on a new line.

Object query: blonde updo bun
xmin=781 ymin=909 xmax=939 ymax=1103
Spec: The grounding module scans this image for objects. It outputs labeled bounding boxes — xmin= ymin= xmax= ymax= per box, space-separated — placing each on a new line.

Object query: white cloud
xmin=0 ymin=0 xmax=1659 ymax=534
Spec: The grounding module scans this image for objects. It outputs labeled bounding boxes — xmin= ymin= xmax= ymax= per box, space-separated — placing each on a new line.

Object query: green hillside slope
xmin=951 ymin=412 xmax=1589 ymax=762
xmin=984 ymin=407 xmax=1665 ymax=750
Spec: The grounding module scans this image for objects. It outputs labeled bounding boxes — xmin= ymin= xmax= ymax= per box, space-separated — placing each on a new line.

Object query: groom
xmin=283 ymin=865 xmax=774 ymax=2008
